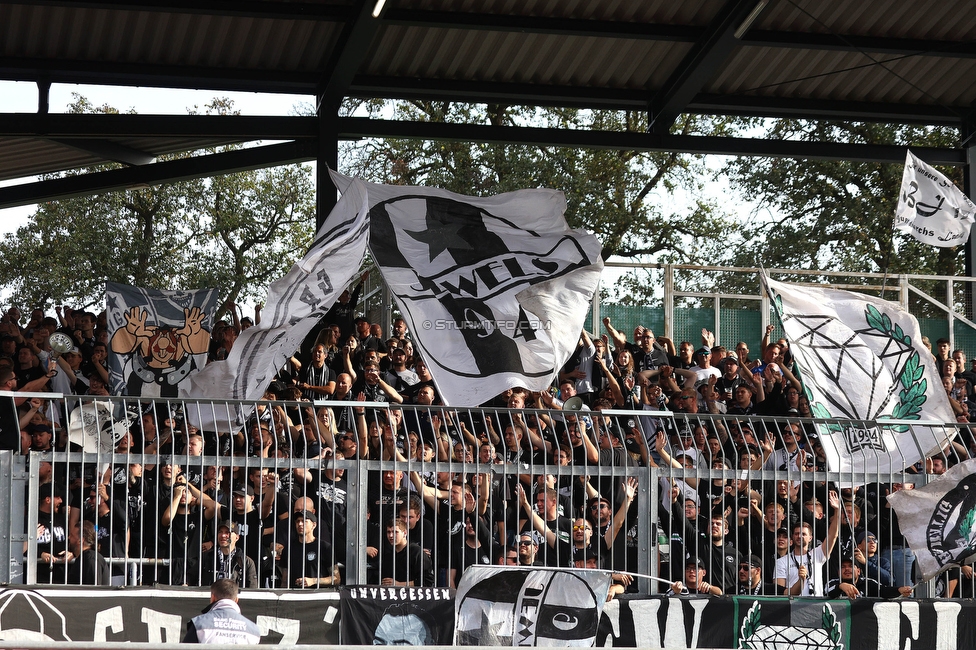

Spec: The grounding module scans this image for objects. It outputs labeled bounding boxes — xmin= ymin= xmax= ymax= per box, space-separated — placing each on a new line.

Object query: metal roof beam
xmin=336 ymin=117 xmax=965 ymax=165
xmin=49 ymin=138 xmax=156 ymax=166
xmin=0 ymin=140 xmax=317 ymax=210
xmin=5 ymin=0 xmax=347 ymax=21
xmin=317 ymin=0 xmax=387 ymax=114
xmin=744 ymin=31 xmax=976 ymax=59
xmin=0 ymin=114 xmax=317 ymax=139
xmin=649 ymin=0 xmax=766 ymax=134
xmin=382 ymin=8 xmax=700 ymax=41
xmin=348 ymin=77 xmax=966 ymax=126
xmin=0 ymin=57 xmax=319 ymax=95
xmin=383 ymin=9 xmax=976 ymax=59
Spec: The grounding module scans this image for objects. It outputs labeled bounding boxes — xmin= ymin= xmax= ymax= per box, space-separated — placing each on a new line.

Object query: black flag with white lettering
xmin=339 ymin=586 xmax=454 ymax=645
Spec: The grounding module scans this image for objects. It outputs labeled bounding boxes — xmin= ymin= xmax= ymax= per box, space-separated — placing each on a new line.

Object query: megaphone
xmin=49 ymin=332 xmax=74 ymax=355
xmin=563 ymin=396 xmax=584 ymax=411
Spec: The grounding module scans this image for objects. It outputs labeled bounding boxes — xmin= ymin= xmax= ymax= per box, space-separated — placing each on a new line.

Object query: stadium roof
xmin=1 ymin=0 xmax=975 ymax=209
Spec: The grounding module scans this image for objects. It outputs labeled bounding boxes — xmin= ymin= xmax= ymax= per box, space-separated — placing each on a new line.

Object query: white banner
xmin=894 ymin=149 xmax=975 ymax=247
xmin=181 ymin=178 xmax=369 ymax=410
xmin=332 ymin=171 xmax=603 ymax=407
xmin=454 ymin=567 xmax=611 ymax=646
xmin=67 ymin=400 xmax=140 ymax=454
xmin=764 ymin=275 xmax=953 ymax=476
xmin=887 ymin=458 xmax=976 ymax=582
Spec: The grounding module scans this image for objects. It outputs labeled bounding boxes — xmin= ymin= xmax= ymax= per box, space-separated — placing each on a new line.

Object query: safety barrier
xmin=4 ymin=393 xmax=969 ymax=599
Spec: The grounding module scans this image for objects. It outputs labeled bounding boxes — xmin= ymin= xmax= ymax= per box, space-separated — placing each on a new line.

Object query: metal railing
xmin=4 ymin=393 xmax=971 ymax=599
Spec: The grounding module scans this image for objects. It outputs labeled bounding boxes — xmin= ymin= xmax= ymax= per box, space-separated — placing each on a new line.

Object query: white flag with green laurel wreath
xmin=763 ymin=275 xmax=954 ymax=476
xmin=887 ymin=458 xmax=976 ymax=581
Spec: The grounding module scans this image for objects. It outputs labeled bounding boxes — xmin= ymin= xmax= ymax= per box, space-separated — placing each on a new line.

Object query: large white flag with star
xmin=763 ymin=275 xmax=954 ymax=475
xmin=332 ymin=171 xmax=603 ymax=406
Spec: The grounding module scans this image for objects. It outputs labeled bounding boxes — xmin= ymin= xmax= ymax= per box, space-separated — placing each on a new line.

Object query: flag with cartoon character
xmin=106 ymin=283 xmax=219 ymax=397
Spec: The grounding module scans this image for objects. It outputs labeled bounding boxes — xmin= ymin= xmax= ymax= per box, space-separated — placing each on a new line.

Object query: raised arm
xmin=602 ymin=317 xmax=628 ymax=351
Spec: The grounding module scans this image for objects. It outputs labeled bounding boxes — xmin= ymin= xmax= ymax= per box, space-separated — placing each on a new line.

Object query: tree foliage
xmin=0 ymin=95 xmax=315 ymax=311
xmin=723 ymin=120 xmax=962 ymax=279
xmin=340 ymin=100 xmax=740 ymax=269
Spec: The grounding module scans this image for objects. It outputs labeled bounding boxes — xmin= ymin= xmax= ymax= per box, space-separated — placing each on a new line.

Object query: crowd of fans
xmin=3 ymin=280 xmax=976 ymax=601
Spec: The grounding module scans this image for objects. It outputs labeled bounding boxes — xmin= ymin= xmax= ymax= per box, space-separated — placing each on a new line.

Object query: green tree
xmin=341 ymin=100 xmax=740 ymax=272
xmin=723 ymin=120 xmax=962 ymax=279
xmin=0 ymin=95 xmax=315 ymax=311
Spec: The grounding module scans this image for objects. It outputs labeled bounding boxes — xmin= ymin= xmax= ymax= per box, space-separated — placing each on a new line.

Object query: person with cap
xmin=200 ymin=520 xmax=257 ymax=588
xmin=33 ymin=482 xmax=72 ymax=584
xmin=584 ymin=478 xmax=639 ymax=573
xmin=825 ymin=558 xmax=913 ymax=600
xmin=737 ymin=554 xmax=766 ymax=595
xmin=229 ymin=483 xmax=272 ymax=584
xmin=382 ymin=346 xmax=419 ymax=391
xmin=287 ymin=510 xmax=340 ymax=588
xmin=516 ymin=531 xmax=545 ymax=567
xmin=771 ymin=526 xmax=794 ymax=572
xmin=688 ymin=345 xmax=720 ymax=386
xmin=853 ymin=530 xmax=893 ymax=586
xmin=715 ymin=356 xmax=746 ymax=405
xmin=668 ymin=558 xmax=720 ymax=596
xmin=183 ymin=578 xmax=261 ymax=644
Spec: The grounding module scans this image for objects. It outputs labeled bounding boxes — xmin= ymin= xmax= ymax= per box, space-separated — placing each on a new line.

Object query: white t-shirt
xmin=774 ymin=545 xmax=828 ymax=596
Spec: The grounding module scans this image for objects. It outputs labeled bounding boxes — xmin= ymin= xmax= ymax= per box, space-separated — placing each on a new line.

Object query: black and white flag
xmin=106 ymin=283 xmax=220 ymax=398
xmin=183 ymin=178 xmax=369 ymax=406
xmin=894 ymin=150 xmax=975 ymax=247
xmin=454 ymin=567 xmax=610 ymax=646
xmin=887 ymin=458 xmax=976 ymax=581
xmin=332 ymin=172 xmax=603 ymax=406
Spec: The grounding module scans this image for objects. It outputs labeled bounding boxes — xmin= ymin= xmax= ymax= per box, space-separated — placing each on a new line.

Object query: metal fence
xmin=4 ymin=393 xmax=972 ymax=599
xmin=585 ymin=264 xmax=976 ymax=359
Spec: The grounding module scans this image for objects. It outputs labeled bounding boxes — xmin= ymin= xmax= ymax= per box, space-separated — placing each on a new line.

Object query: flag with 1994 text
xmin=763 ymin=275 xmax=953 ymax=478
xmin=331 ymin=171 xmax=603 ymax=407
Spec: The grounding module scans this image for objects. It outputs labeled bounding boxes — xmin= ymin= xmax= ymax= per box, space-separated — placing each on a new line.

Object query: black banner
xmin=0 ymin=587 xmax=338 ymax=644
xmin=339 ymin=586 xmax=454 ymax=645
xmin=1 ymin=586 xmax=975 ymax=648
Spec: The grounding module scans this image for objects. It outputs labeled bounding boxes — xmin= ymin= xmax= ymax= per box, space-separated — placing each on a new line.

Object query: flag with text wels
xmin=181 ymin=178 xmax=369 ymax=410
xmin=894 ymin=149 xmax=975 ymax=247
xmin=332 ymin=171 xmax=603 ymax=407
xmin=887 ymin=458 xmax=976 ymax=582
xmin=764 ymin=275 xmax=954 ymax=477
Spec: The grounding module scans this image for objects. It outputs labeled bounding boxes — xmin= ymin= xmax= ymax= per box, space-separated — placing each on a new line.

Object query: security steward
xmin=183 ymin=579 xmax=261 ymax=644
